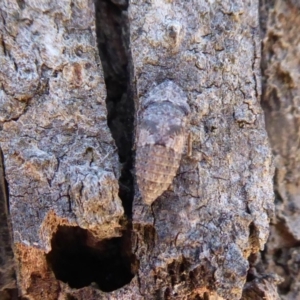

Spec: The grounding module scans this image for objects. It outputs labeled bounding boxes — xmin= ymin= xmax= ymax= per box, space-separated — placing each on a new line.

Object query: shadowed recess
xmin=0 ymin=148 xmax=18 ymax=297
xmin=95 ymin=0 xmax=134 ymax=217
xmin=46 ymin=226 xmax=135 ymax=292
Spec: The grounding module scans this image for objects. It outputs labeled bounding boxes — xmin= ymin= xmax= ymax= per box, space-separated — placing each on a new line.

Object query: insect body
xmin=135 ymin=81 xmax=190 ymax=205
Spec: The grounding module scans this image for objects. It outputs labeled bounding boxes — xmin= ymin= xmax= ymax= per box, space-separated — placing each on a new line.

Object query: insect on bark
xmin=135 ymin=80 xmax=190 ymax=205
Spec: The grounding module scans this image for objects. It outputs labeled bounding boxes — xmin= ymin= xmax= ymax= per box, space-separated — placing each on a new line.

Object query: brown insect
xmin=135 ymin=80 xmax=190 ymax=205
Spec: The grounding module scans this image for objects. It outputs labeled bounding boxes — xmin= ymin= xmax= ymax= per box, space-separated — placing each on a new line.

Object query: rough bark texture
xmin=261 ymin=0 xmax=300 ymax=299
xmin=0 ymin=0 xmax=276 ymax=299
xmin=130 ymin=0 xmax=274 ymax=299
xmin=0 ymin=0 xmax=124 ymax=250
xmin=0 ymin=0 xmax=126 ymax=298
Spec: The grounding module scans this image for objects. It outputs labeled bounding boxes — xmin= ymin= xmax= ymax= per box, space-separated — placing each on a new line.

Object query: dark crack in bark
xmin=0 ymin=148 xmax=18 ymax=298
xmin=95 ymin=0 xmax=134 ymax=218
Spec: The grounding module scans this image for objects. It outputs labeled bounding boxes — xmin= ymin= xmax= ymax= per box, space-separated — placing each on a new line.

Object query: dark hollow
xmin=46 ymin=226 xmax=134 ymax=292
xmin=94 ymin=0 xmax=134 ymax=217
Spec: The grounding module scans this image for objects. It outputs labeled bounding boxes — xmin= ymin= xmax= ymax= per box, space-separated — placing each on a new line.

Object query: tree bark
xmin=0 ymin=0 xmax=124 ymax=298
xmin=260 ymin=0 xmax=300 ymax=299
xmin=0 ymin=0 xmax=276 ymax=299
xmin=130 ymin=0 xmax=274 ymax=299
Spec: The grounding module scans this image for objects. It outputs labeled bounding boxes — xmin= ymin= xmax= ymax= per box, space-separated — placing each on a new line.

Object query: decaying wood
xmin=0 ymin=0 xmax=276 ymax=299
xmin=242 ymin=272 xmax=282 ymax=300
xmin=261 ymin=0 xmax=300 ymax=299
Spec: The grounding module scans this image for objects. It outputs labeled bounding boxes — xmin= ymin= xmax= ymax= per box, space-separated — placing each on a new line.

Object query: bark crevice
xmin=0 ymin=149 xmax=17 ymax=297
xmin=95 ymin=0 xmax=134 ymax=218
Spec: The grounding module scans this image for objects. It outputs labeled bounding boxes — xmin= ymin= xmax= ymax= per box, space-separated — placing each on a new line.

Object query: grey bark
xmin=0 ymin=0 xmax=276 ymax=299
xmin=130 ymin=1 xmax=274 ymax=299
xmin=0 ymin=0 xmax=124 ymax=298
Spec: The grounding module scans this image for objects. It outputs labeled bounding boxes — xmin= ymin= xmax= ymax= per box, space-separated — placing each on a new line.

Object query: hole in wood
xmin=46 ymin=225 xmax=135 ymax=292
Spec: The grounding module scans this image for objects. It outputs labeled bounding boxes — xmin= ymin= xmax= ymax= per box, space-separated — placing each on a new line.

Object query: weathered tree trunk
xmin=259 ymin=0 xmax=300 ymax=299
xmin=129 ymin=1 xmax=274 ymax=299
xmin=0 ymin=0 xmax=277 ymax=299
